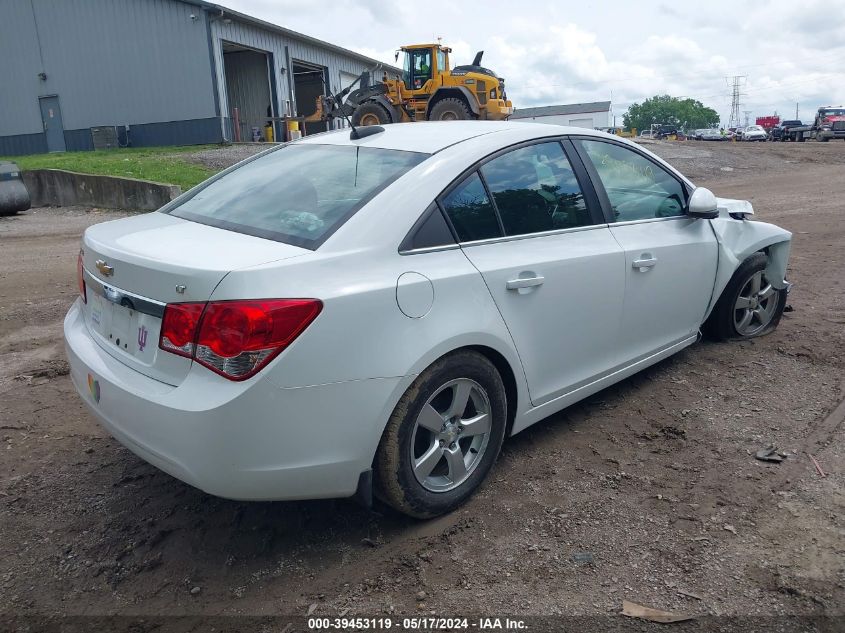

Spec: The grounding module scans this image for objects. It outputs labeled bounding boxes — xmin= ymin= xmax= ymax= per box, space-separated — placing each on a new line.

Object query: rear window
xmin=166 ymin=144 xmax=428 ymax=249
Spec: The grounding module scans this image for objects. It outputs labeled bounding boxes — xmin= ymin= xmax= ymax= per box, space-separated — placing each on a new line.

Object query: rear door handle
xmin=506 ymin=275 xmax=545 ymax=290
xmin=632 ymin=255 xmax=657 ymax=271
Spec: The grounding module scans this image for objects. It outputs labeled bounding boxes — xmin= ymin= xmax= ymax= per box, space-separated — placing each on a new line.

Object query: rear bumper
xmin=64 ymin=299 xmax=402 ymax=501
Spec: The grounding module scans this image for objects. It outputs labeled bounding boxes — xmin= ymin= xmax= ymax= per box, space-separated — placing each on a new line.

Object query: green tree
xmin=623 ymin=95 xmax=720 ymax=132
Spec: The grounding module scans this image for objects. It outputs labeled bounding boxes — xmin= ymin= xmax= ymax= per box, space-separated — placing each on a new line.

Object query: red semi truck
xmin=786 ymin=106 xmax=845 ymax=142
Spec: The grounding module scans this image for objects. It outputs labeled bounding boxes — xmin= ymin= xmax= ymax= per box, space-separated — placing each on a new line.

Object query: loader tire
xmin=352 ymin=102 xmax=391 ymax=127
xmin=429 ymin=98 xmax=472 ymax=121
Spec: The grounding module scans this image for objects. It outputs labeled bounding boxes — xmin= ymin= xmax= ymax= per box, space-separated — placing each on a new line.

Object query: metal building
xmin=0 ymin=0 xmax=398 ymax=155
xmin=510 ymin=102 xmax=613 ymax=129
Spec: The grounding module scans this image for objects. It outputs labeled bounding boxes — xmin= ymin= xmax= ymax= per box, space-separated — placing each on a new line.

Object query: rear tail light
xmin=160 ymin=302 xmax=205 ymax=357
xmin=159 ymin=299 xmax=322 ymax=380
xmin=77 ymin=250 xmax=87 ymax=303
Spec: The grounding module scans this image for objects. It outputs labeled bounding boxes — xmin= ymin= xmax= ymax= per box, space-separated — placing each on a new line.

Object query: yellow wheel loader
xmin=304 ymin=44 xmax=513 ymax=127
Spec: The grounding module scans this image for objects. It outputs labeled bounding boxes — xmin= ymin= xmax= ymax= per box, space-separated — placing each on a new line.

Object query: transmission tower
xmin=743 ymin=110 xmax=752 ymax=126
xmin=726 ymin=76 xmax=746 ymax=128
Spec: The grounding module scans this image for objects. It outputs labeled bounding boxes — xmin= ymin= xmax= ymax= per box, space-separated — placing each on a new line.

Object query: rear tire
xmin=374 ymin=351 xmax=507 ymax=518
xmin=429 ymin=98 xmax=472 ymax=121
xmin=703 ymin=253 xmax=787 ymax=341
xmin=352 ymin=102 xmax=391 ymax=127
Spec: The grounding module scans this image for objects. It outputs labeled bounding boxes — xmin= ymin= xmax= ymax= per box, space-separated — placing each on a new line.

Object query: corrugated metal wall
xmin=0 ymin=0 xmax=216 ymax=137
xmin=0 ymin=0 xmax=399 ymax=152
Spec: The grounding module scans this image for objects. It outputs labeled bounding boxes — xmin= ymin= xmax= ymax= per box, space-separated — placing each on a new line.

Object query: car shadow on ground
xmin=80 ymin=344 xmax=703 ymax=585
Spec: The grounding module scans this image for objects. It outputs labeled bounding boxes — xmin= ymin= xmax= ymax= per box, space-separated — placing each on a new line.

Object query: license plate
xmin=88 ymin=294 xmax=159 ymax=364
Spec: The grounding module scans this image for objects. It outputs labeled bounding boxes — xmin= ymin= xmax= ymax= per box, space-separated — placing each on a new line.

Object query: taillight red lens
xmin=77 ymin=250 xmax=87 ymax=303
xmin=159 ymin=303 xmax=205 ymax=357
xmin=158 ymin=299 xmax=322 ymax=380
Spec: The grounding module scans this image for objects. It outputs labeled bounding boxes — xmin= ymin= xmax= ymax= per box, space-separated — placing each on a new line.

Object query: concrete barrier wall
xmin=21 ymin=169 xmax=182 ymax=211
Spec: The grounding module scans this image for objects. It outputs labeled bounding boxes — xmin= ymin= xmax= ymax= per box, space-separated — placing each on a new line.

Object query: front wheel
xmin=352 ymin=102 xmax=391 ymax=127
xmin=428 ymin=98 xmax=472 ymax=121
xmin=703 ymin=253 xmax=787 ymax=341
xmin=374 ymin=351 xmax=507 ymax=518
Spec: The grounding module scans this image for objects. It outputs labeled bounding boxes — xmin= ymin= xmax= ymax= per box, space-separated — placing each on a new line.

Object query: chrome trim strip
xmin=458 ymin=223 xmax=608 ymax=248
xmin=83 ymin=269 xmax=166 ymax=318
xmin=609 ymin=215 xmax=690 ymax=227
xmin=399 ymin=243 xmax=462 ymax=256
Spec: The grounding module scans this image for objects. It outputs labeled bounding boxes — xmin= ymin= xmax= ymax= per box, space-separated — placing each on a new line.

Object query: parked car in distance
xmin=743 ymin=125 xmax=768 ymax=141
xmin=65 ymin=121 xmax=793 ymax=518
xmin=733 ymin=126 xmax=746 ymax=140
xmin=639 ymin=129 xmax=654 ymax=138
xmin=771 ymin=120 xmax=803 ymax=141
xmin=700 ymin=128 xmax=726 ymax=141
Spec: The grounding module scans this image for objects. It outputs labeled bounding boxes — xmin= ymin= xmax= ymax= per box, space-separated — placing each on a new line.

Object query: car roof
xmin=295 ymin=121 xmax=610 ymax=154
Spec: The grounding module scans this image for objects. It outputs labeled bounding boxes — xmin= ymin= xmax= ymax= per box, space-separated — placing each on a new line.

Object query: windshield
xmin=821 ymin=109 xmax=845 ymax=117
xmin=167 ymin=144 xmax=428 ymax=249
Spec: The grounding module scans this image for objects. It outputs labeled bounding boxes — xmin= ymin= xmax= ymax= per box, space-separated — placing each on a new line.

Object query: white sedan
xmin=65 ymin=122 xmax=792 ymax=518
xmin=743 ymin=125 xmax=768 ymax=141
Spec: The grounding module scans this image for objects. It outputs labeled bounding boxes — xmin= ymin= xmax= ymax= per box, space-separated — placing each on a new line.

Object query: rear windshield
xmin=166 ymin=144 xmax=428 ymax=249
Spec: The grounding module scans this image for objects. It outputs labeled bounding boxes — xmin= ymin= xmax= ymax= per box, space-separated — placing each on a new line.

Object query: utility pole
xmin=795 ymin=102 xmax=799 ymax=119
xmin=725 ymin=76 xmax=746 ymax=129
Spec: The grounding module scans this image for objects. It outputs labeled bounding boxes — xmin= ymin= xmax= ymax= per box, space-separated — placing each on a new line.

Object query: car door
xmin=439 ymin=140 xmax=626 ymax=406
xmin=573 ymin=138 xmax=719 ymax=362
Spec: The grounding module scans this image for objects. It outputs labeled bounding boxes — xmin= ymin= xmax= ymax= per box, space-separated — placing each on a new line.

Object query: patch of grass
xmin=0 ymin=145 xmax=218 ymax=190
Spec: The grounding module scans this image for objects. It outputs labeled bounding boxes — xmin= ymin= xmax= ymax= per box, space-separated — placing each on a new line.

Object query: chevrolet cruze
xmin=65 ymin=121 xmax=792 ymax=517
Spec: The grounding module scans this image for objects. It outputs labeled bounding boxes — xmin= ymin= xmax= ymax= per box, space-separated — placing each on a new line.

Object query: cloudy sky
xmin=224 ymin=0 xmax=845 ymax=126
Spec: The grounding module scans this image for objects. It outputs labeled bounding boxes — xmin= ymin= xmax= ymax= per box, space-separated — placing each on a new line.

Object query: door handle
xmin=632 ymin=255 xmax=657 ymax=272
xmin=506 ymin=275 xmax=545 ymax=290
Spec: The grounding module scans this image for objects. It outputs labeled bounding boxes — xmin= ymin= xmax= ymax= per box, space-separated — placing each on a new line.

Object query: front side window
xmin=167 ymin=144 xmax=428 ymax=249
xmin=480 ymin=142 xmax=592 ymax=236
xmin=436 ymin=48 xmax=446 ymax=73
xmin=578 ymin=140 xmax=687 ymax=222
xmin=440 ymin=172 xmax=502 ymax=242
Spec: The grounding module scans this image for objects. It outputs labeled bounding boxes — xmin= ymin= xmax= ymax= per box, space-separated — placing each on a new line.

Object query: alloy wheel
xmin=410 ymin=378 xmax=492 ymax=492
xmin=733 ymin=270 xmax=778 ymax=336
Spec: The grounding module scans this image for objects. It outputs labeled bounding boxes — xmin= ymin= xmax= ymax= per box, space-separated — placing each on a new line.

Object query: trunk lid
xmin=80 ymin=212 xmax=308 ymax=385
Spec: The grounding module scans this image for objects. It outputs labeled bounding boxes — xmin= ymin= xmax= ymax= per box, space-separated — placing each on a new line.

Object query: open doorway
xmin=293 ymin=61 xmax=328 ymax=135
xmin=223 ymin=42 xmax=274 ymax=142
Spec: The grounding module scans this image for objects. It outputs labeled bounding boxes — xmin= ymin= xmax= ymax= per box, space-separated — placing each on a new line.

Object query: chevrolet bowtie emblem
xmin=95 ymin=259 xmax=114 ymax=277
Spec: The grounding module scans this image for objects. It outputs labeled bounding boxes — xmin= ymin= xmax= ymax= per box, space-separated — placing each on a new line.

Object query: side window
xmin=440 ymin=172 xmax=502 ymax=242
xmin=578 ymin=140 xmax=687 ymax=222
xmin=480 ymin=142 xmax=592 ymax=236
xmin=436 ymin=48 xmax=446 ymax=73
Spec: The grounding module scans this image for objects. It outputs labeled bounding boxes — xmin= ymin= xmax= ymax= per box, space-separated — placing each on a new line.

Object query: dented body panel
xmin=703 ymin=197 xmax=792 ymax=318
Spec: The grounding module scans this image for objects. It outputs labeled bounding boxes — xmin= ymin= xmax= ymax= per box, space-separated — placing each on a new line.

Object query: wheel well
xmin=464 ymin=345 xmax=518 ymax=437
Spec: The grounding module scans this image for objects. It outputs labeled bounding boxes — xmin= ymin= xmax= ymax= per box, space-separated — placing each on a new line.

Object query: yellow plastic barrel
xmin=264 ymin=124 xmax=274 ymax=143
xmin=287 ymin=120 xmax=301 ymax=141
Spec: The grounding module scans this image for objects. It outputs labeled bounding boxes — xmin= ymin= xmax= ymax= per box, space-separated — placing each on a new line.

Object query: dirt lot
xmin=1 ymin=140 xmax=843 ymax=629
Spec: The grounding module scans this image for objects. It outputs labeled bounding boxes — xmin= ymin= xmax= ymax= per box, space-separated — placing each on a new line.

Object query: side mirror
xmin=688 ymin=187 xmax=719 ymax=219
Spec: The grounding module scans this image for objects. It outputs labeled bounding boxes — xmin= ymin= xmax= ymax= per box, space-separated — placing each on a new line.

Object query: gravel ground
xmin=1 ymin=140 xmax=843 ymax=631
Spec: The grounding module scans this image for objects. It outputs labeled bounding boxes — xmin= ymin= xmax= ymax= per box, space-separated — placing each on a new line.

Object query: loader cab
xmin=399 ymin=45 xmax=450 ymax=92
